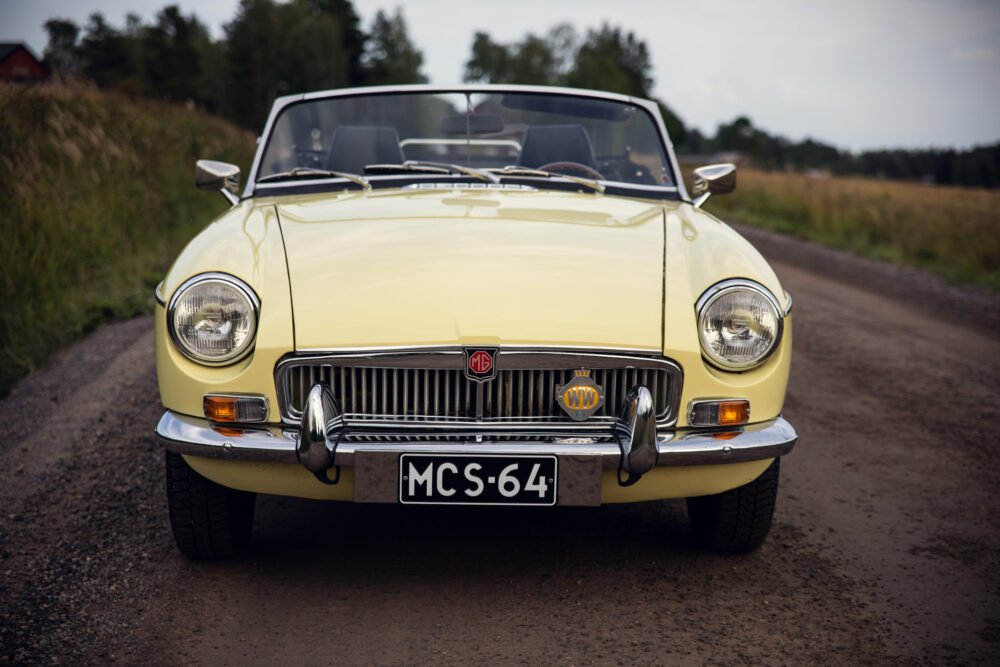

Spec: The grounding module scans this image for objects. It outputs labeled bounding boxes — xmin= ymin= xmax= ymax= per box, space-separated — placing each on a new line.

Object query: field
xmin=1 ymin=84 xmax=997 ymax=397
xmin=0 ymin=83 xmax=256 ymax=396
xmin=700 ymin=167 xmax=1000 ymax=290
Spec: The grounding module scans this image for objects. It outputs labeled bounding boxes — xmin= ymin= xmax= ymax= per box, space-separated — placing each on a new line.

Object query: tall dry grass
xmin=0 ymin=83 xmax=255 ymax=395
xmin=700 ymin=169 xmax=1000 ymax=290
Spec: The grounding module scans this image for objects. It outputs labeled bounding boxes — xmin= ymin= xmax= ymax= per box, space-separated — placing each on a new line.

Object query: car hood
xmin=274 ymin=188 xmax=667 ymax=350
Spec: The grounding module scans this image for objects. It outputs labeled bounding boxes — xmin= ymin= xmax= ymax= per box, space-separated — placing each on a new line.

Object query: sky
xmin=2 ymin=0 xmax=999 ymax=151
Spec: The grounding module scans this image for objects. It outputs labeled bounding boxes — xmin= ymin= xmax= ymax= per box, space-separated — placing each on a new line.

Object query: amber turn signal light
xmin=203 ymin=394 xmax=268 ymax=423
xmin=718 ymin=400 xmax=750 ymax=426
xmin=689 ymin=399 xmax=750 ymax=427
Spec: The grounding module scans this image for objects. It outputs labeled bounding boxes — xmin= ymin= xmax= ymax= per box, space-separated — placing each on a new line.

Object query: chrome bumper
xmin=155 ymin=410 xmax=797 ymax=469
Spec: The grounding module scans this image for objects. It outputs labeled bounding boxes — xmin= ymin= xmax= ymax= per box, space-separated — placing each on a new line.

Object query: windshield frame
xmin=243 ymin=84 xmax=689 ymax=201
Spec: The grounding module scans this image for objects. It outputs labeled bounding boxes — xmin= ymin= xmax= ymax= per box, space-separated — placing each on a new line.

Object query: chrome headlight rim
xmin=167 ymin=272 xmax=260 ymax=367
xmin=695 ymin=278 xmax=784 ymax=372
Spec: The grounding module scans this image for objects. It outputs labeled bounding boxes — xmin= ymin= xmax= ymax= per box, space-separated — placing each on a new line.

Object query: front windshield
xmin=257 ymin=90 xmax=675 ymax=187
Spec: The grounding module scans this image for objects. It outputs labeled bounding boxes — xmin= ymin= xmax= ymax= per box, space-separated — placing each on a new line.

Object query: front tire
xmin=165 ymin=451 xmax=256 ymax=559
xmin=686 ymin=457 xmax=780 ymax=553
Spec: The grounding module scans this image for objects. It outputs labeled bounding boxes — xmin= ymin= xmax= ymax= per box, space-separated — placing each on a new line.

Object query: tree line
xmin=43 ymin=0 xmax=424 ymax=130
xmin=684 ymin=116 xmax=1000 ymax=189
xmin=41 ymin=2 xmax=999 ymax=188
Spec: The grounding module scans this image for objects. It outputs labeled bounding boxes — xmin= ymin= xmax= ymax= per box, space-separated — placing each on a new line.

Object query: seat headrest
xmin=517 ymin=124 xmax=598 ymax=169
xmin=325 ymin=126 xmax=404 ymax=174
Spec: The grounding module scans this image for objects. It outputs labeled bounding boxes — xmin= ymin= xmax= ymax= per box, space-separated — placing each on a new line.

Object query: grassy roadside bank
xmin=0 ymin=83 xmax=255 ymax=396
xmin=700 ymin=168 xmax=1000 ymax=290
xmin=1 ymin=84 xmax=996 ymax=398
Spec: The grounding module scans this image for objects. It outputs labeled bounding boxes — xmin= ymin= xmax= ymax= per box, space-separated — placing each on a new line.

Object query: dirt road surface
xmin=2 ymin=227 xmax=998 ymax=665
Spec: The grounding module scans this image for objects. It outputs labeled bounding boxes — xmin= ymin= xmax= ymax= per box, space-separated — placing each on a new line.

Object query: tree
xmin=657 ymin=101 xmax=687 ymax=146
xmin=566 ymin=25 xmax=652 ymax=98
xmin=464 ymin=24 xmax=576 ymax=85
xmin=223 ymin=0 xmax=369 ymax=129
xmin=463 ymin=23 xmax=688 ymax=146
xmin=464 ymin=32 xmax=512 ymax=83
xmin=42 ymin=19 xmax=80 ymax=76
xmin=362 ymin=9 xmax=427 ymax=85
xmin=141 ymin=6 xmax=212 ymax=103
xmin=77 ymin=14 xmax=136 ymax=89
xmin=223 ymin=0 xmax=284 ymax=129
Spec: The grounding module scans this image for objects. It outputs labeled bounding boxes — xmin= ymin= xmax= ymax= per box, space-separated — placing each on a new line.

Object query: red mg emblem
xmin=464 ymin=348 xmax=497 ymax=382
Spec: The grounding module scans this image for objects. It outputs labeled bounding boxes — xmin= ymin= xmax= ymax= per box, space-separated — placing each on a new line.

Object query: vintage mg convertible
xmin=155 ymin=84 xmax=797 ymax=558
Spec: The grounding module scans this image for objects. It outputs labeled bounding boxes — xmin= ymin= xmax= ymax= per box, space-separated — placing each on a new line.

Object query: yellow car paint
xmin=275 ymin=188 xmax=666 ymax=351
xmin=158 ymin=187 xmax=791 ymax=501
xmin=155 ymin=203 xmax=293 ymax=420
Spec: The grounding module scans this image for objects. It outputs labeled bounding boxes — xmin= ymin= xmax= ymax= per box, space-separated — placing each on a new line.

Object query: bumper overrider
xmin=156 ymin=382 xmax=797 ymax=503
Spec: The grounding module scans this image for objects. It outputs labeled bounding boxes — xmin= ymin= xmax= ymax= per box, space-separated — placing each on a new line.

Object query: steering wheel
xmin=538 ymin=161 xmax=605 ymax=180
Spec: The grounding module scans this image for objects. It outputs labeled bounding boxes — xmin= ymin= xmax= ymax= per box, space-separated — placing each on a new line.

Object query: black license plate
xmin=399 ymin=454 xmax=557 ymax=506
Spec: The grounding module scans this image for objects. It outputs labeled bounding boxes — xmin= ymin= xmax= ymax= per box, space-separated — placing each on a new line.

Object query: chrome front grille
xmin=276 ymin=349 xmax=682 ymax=431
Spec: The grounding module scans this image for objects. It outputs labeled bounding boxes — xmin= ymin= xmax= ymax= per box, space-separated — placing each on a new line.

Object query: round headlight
xmin=168 ymin=273 xmax=259 ymax=365
xmin=697 ymin=280 xmax=783 ymax=371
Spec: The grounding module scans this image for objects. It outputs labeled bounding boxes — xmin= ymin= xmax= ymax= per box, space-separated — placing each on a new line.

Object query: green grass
xmin=697 ymin=168 xmax=1000 ymax=290
xmin=2 ymin=86 xmax=996 ymax=397
xmin=0 ymin=83 xmax=255 ymax=396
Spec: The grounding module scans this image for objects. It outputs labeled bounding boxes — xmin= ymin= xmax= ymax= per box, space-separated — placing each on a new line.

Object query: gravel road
xmin=1 ymin=228 xmax=998 ymax=665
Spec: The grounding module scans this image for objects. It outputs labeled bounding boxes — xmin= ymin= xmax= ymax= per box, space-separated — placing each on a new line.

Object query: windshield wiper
xmin=257 ymin=167 xmax=371 ymax=191
xmin=486 ymin=165 xmax=605 ymax=194
xmin=365 ymin=160 xmax=500 ymax=184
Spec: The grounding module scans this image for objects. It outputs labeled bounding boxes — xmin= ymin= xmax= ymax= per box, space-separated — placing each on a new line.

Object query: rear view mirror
xmin=196 ymin=159 xmax=241 ymax=205
xmin=440 ymin=113 xmax=505 ymax=135
xmin=691 ymin=163 xmax=736 ymax=208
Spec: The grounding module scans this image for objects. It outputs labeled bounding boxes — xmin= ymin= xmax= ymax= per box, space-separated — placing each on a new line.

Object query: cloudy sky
xmin=3 ymin=0 xmax=998 ymax=150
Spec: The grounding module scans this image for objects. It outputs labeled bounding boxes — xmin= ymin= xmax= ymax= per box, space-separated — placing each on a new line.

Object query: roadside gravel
xmin=1 ymin=229 xmax=998 ymax=665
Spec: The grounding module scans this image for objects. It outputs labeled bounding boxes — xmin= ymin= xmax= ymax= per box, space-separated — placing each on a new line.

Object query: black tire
xmin=686 ymin=457 xmax=780 ymax=553
xmin=165 ymin=451 xmax=256 ymax=559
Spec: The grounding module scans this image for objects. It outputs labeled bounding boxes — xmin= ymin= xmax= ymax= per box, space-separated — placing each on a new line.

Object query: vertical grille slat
xmin=281 ymin=357 xmax=677 ymax=427
xmin=527 ymin=370 xmax=534 ymax=418
xmin=392 ymin=369 xmax=399 ymax=416
xmin=381 ymin=368 xmax=388 ymax=417
xmin=433 ymin=369 xmax=440 ymax=419
xmin=402 ymin=369 xmax=409 ymax=418
xmin=423 ymin=369 xmax=429 ymax=417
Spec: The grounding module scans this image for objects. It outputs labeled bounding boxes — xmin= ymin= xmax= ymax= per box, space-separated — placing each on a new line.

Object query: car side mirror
xmin=196 ymin=159 xmax=241 ymax=205
xmin=691 ymin=163 xmax=736 ymax=208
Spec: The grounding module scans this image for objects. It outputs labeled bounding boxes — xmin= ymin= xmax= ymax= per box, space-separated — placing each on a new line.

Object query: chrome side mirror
xmin=196 ymin=159 xmax=241 ymax=205
xmin=691 ymin=163 xmax=736 ymax=208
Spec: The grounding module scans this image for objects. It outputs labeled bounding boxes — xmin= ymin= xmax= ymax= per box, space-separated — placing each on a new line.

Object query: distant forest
xmin=40 ymin=0 xmax=1000 ymax=188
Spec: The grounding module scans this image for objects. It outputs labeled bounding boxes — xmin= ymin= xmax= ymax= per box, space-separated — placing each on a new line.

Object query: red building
xmin=0 ymin=43 xmax=49 ymax=82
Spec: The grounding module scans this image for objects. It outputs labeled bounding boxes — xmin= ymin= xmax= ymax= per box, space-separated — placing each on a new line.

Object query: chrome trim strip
xmin=156 ymin=412 xmax=297 ymax=463
xmin=694 ymin=278 xmax=782 ymax=317
xmin=294 ymin=344 xmax=664 ymax=356
xmin=331 ymin=419 xmax=619 ymax=432
xmin=400 ymin=138 xmax=523 ymax=150
xmin=403 ymin=182 xmax=537 ymax=192
xmin=166 ymin=272 xmax=261 ymax=367
xmin=154 ymin=281 xmax=166 ymax=307
xmin=694 ymin=278 xmax=785 ymax=372
xmin=273 ymin=349 xmax=683 ymax=427
xmin=155 ymin=411 xmax=796 ymax=469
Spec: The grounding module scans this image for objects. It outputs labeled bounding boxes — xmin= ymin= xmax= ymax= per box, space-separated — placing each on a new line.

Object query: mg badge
xmin=556 ymin=369 xmax=605 ymax=421
xmin=464 ymin=348 xmax=498 ymax=382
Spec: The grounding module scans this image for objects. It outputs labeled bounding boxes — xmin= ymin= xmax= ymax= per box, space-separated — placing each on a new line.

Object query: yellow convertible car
xmin=155 ymin=84 xmax=796 ymax=558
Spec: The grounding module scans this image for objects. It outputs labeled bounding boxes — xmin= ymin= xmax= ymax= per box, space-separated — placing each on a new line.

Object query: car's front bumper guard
xmin=156 ymin=383 xmax=798 ymax=481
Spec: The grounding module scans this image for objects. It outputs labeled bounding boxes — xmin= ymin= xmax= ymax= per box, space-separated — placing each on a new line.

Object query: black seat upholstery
xmin=324 ymin=125 xmax=404 ymax=173
xmin=517 ymin=124 xmax=598 ymax=169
